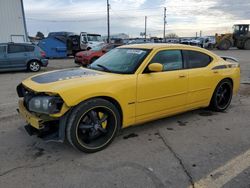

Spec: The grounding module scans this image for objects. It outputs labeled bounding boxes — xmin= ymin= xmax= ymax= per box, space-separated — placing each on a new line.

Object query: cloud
xmin=209 ymin=0 xmax=250 ymax=19
xmin=23 ymin=0 xmax=250 ymax=37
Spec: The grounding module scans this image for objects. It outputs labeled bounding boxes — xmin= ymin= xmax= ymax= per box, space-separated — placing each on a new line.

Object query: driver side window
xmin=150 ymin=50 xmax=183 ymax=71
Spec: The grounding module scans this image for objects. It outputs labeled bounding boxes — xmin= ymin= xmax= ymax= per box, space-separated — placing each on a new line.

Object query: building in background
xmin=0 ymin=0 xmax=28 ymax=43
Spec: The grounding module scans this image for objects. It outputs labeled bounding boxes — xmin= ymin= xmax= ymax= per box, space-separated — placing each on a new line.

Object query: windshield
xmin=89 ymin=48 xmax=150 ymax=74
xmin=233 ymin=25 xmax=240 ymax=32
xmin=87 ymin=35 xmax=102 ymax=42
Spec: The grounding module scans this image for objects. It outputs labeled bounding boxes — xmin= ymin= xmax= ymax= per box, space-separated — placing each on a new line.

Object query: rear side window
xmin=150 ymin=50 xmax=183 ymax=71
xmin=25 ymin=45 xmax=35 ymax=52
xmin=0 ymin=46 xmax=6 ymax=54
xmin=184 ymin=50 xmax=212 ymax=68
xmin=8 ymin=44 xmax=26 ymax=53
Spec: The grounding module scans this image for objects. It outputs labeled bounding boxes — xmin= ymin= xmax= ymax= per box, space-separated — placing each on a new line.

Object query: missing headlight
xmin=28 ymin=96 xmax=63 ymax=114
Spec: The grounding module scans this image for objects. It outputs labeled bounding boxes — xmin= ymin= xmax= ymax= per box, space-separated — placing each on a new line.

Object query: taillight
xmin=40 ymin=51 xmax=46 ymax=58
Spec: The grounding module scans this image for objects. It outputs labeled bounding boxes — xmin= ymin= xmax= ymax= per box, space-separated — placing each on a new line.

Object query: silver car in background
xmin=0 ymin=43 xmax=48 ymax=72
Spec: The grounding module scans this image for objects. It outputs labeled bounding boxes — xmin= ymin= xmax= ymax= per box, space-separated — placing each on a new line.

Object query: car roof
xmin=119 ymin=43 xmax=203 ymax=50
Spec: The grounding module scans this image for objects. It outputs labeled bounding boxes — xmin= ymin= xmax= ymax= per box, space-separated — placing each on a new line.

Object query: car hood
xmin=77 ymin=51 xmax=94 ymax=57
xmin=21 ymin=68 xmax=116 ymax=93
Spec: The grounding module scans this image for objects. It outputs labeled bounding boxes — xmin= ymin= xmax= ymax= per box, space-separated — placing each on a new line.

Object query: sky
xmin=23 ymin=0 xmax=250 ymax=38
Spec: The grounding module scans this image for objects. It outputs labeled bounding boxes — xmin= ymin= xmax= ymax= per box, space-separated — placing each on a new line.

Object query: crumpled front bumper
xmin=18 ymin=100 xmax=44 ymax=129
xmin=18 ymin=99 xmax=68 ymax=142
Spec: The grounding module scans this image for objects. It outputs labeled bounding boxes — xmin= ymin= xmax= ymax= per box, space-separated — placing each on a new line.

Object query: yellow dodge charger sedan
xmin=17 ymin=44 xmax=240 ymax=152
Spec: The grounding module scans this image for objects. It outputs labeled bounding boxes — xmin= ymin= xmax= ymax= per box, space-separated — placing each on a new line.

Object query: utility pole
xmin=200 ymin=30 xmax=202 ymax=37
xmin=163 ymin=7 xmax=166 ymax=42
xmin=107 ymin=0 xmax=110 ymax=43
xmin=144 ymin=16 xmax=147 ymax=41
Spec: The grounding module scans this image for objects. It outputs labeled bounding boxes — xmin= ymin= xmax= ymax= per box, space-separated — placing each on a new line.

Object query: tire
xmin=28 ymin=61 xmax=41 ymax=72
xmin=66 ymin=98 xmax=121 ymax=153
xmin=218 ymin=39 xmax=231 ymax=50
xmin=236 ymin=41 xmax=244 ymax=49
xmin=209 ymin=79 xmax=233 ymax=112
xmin=244 ymin=39 xmax=250 ymax=50
xmin=90 ymin=57 xmax=98 ymax=64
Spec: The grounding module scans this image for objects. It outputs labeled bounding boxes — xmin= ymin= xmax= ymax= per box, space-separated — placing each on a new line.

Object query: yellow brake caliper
xmin=98 ymin=112 xmax=107 ymax=129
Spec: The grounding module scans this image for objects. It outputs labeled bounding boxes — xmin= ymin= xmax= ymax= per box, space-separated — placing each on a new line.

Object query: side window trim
xmin=182 ymin=50 xmax=189 ymax=69
xmin=181 ymin=50 xmax=187 ymax=69
xmin=7 ymin=44 xmax=10 ymax=53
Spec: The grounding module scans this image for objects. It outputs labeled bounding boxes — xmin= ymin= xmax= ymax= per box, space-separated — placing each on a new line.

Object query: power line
xmin=26 ymin=15 xmax=140 ymax=22
xmin=26 ymin=12 xmax=165 ymax=23
xmin=26 ymin=17 xmax=106 ymax=22
xmin=112 ymin=6 xmax=163 ymax=12
xmin=26 ymin=16 xmax=237 ymax=25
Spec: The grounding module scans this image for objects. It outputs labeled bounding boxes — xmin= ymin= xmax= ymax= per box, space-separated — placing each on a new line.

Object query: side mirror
xmin=148 ymin=63 xmax=163 ymax=72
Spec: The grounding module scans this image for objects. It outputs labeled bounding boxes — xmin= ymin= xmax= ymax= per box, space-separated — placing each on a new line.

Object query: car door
xmin=0 ymin=45 xmax=8 ymax=69
xmin=80 ymin=32 xmax=88 ymax=50
xmin=7 ymin=44 xmax=28 ymax=69
xmin=25 ymin=45 xmax=35 ymax=59
xmin=136 ymin=49 xmax=188 ymax=121
xmin=183 ymin=50 xmax=214 ymax=107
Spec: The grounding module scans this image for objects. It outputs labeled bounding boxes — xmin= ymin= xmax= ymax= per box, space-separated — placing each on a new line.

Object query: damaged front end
xmin=16 ymin=83 xmax=70 ymax=142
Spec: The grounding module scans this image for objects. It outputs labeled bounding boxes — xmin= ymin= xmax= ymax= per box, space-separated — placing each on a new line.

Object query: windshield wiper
xmin=96 ymin=64 xmax=111 ymax=72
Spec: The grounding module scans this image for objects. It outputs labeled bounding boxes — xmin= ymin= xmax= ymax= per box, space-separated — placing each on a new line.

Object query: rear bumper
xmin=40 ymin=59 xmax=48 ymax=67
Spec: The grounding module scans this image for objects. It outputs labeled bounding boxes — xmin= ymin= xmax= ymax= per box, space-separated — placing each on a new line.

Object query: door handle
xmin=179 ymin=75 xmax=186 ymax=78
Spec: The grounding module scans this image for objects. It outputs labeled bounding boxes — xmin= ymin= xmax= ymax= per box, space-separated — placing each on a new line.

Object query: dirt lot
xmin=0 ymin=50 xmax=249 ymax=188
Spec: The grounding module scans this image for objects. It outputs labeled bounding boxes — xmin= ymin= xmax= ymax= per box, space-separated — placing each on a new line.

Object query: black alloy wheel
xmin=210 ymin=79 xmax=233 ymax=112
xmin=67 ymin=98 xmax=121 ymax=153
